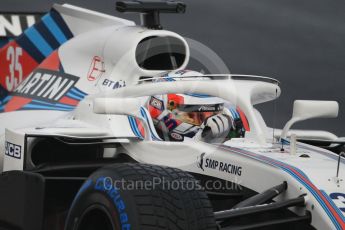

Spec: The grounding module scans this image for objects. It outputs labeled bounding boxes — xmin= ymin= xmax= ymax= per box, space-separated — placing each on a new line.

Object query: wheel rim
xmin=76 ymin=205 xmax=115 ymax=230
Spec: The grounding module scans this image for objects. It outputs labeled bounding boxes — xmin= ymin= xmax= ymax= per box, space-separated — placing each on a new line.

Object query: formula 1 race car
xmin=0 ymin=1 xmax=344 ymax=230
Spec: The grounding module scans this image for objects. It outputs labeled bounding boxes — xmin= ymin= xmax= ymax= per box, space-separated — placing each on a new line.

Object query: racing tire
xmin=65 ymin=163 xmax=217 ymax=230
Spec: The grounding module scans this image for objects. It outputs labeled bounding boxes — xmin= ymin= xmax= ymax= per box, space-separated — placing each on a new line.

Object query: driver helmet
xmin=148 ymin=70 xmax=226 ymax=141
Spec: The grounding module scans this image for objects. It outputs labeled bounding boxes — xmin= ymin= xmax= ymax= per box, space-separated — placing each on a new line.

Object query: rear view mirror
xmin=280 ymin=100 xmax=339 ymax=139
xmin=292 ymin=100 xmax=338 ymax=120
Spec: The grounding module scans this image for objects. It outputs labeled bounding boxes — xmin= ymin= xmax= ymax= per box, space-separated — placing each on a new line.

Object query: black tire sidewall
xmin=65 ymin=164 xmax=217 ymax=230
xmin=65 ymin=167 xmax=138 ymax=230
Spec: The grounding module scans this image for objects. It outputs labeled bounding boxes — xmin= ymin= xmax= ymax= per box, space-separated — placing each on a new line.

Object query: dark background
xmin=1 ymin=0 xmax=345 ymax=136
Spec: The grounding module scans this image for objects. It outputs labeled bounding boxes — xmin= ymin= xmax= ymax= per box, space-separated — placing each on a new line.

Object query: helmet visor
xmin=174 ymin=109 xmax=222 ymax=126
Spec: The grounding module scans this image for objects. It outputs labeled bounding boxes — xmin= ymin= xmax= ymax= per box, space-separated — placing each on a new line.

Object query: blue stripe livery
xmin=42 ymin=14 xmax=68 ymax=44
xmin=140 ymin=107 xmax=161 ymax=141
xmin=15 ymin=9 xmax=74 ymax=63
xmin=25 ymin=27 xmax=53 ymax=57
xmin=219 ymin=145 xmax=344 ymax=229
xmin=128 ymin=116 xmax=144 ymax=139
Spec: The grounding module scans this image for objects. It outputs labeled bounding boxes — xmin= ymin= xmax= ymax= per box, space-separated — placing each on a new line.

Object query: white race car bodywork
xmin=0 ymin=3 xmax=344 ymax=230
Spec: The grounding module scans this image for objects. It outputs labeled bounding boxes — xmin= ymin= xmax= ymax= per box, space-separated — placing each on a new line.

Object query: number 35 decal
xmin=330 ymin=193 xmax=345 ymax=212
xmin=6 ymin=46 xmax=23 ymax=92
